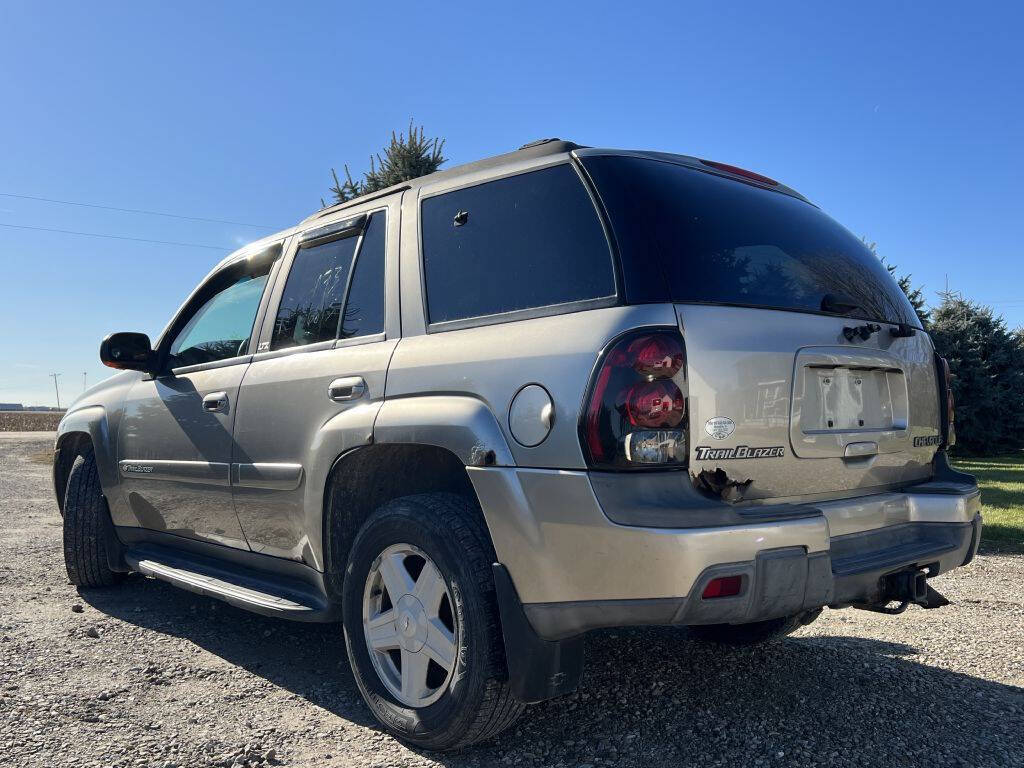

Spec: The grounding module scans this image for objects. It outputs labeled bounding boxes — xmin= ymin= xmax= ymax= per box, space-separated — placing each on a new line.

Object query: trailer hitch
xmin=854 ymin=568 xmax=950 ymax=614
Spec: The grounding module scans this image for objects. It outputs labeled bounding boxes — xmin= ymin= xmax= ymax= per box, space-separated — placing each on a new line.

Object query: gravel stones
xmin=2 ymin=432 xmax=1022 ymax=767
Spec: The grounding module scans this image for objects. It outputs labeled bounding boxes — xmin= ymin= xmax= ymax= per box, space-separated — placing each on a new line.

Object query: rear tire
xmin=62 ymin=447 xmax=123 ymax=588
xmin=342 ymin=493 xmax=524 ymax=750
xmin=688 ymin=609 xmax=821 ymax=646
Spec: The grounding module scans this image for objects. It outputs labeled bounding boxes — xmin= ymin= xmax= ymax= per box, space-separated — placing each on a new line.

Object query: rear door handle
xmin=328 ymin=376 xmax=366 ymax=402
xmin=202 ymin=391 xmax=229 ymax=412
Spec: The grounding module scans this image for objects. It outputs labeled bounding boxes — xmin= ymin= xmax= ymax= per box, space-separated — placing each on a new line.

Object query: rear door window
xmin=581 ymin=155 xmax=920 ymax=327
xmin=420 ymin=164 xmax=615 ymax=324
xmin=271 ymin=236 xmax=358 ymax=350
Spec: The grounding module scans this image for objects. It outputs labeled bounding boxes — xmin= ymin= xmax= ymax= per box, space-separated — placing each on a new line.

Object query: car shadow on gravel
xmin=83 ymin=577 xmax=1024 ymax=767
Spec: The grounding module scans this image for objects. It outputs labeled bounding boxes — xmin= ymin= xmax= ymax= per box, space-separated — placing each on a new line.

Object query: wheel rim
xmin=361 ymin=543 xmax=459 ymax=708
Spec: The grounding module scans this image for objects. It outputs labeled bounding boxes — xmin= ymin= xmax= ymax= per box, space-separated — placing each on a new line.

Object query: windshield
xmin=581 ymin=155 xmax=920 ymax=327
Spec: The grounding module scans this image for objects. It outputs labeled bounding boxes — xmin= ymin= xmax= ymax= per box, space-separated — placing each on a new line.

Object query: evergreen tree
xmin=929 ymin=295 xmax=1024 ymax=455
xmin=329 ymin=121 xmax=446 ymax=204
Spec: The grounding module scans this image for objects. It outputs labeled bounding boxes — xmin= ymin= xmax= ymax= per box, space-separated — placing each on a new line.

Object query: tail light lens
xmin=936 ymin=355 xmax=956 ymax=447
xmin=581 ymin=329 xmax=688 ymax=469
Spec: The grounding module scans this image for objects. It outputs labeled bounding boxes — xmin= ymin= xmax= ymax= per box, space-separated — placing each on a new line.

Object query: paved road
xmin=2 ymin=433 xmax=1022 ymax=767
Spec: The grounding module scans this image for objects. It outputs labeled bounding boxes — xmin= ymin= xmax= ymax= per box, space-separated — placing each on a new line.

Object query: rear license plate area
xmin=801 ymin=366 xmax=898 ymax=433
xmin=790 ymin=347 xmax=910 ymax=459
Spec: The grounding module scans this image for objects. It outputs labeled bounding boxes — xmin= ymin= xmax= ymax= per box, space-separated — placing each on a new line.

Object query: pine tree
xmin=329 ymin=166 xmax=363 ymax=204
xmin=929 ymin=295 xmax=1024 ymax=455
xmin=328 ymin=121 xmax=446 ymax=205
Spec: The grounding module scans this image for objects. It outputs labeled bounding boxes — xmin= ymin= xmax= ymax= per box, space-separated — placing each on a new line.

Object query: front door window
xmin=168 ymin=273 xmax=269 ymax=368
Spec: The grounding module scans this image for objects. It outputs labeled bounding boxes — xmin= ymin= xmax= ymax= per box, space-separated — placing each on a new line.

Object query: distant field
xmin=954 ymin=454 xmax=1024 ymax=548
xmin=0 ymin=411 xmax=64 ymax=431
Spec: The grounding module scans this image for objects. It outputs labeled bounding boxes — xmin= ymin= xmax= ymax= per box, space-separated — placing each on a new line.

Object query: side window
xmin=168 ymin=273 xmax=269 ymax=368
xmin=420 ymin=164 xmax=615 ymax=324
xmin=341 ymin=211 xmax=386 ymax=339
xmin=271 ymin=236 xmax=358 ymax=350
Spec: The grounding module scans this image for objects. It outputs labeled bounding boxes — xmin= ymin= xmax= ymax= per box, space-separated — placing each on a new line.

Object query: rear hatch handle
xmin=844 ymin=441 xmax=878 ymax=459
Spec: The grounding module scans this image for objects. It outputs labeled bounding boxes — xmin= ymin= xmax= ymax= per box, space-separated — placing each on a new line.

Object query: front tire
xmin=62 ymin=447 xmax=123 ymax=588
xmin=342 ymin=493 xmax=523 ymax=750
xmin=688 ymin=609 xmax=822 ymax=646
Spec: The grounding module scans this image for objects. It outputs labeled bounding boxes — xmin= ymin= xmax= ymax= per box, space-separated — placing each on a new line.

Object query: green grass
xmin=954 ymin=454 xmax=1024 ymax=549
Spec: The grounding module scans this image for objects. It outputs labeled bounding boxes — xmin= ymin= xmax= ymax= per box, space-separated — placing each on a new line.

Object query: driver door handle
xmin=202 ymin=391 xmax=229 ymax=412
xmin=328 ymin=376 xmax=366 ymax=402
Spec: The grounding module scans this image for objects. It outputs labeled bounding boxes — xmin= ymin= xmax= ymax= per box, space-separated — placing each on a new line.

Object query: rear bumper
xmin=468 ymin=463 xmax=981 ymax=641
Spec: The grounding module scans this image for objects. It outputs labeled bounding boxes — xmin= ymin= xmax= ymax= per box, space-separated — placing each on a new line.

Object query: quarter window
xmin=420 ymin=164 xmax=615 ymax=324
xmin=341 ymin=211 xmax=386 ymax=339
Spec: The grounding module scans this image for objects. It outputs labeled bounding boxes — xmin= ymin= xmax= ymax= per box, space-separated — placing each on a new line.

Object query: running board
xmin=124 ymin=543 xmax=339 ymax=622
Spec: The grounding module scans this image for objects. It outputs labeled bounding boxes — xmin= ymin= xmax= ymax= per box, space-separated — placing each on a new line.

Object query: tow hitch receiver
xmin=857 ymin=568 xmax=951 ymax=614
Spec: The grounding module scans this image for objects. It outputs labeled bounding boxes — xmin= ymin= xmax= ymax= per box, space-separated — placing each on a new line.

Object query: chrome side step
xmin=123 ymin=543 xmax=338 ymax=622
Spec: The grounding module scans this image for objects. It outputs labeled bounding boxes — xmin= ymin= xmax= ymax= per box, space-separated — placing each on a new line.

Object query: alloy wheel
xmin=361 ymin=543 xmax=459 ymax=707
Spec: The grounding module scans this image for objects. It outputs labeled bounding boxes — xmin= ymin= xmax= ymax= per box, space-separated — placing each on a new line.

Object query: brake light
xmin=937 ymin=355 xmax=956 ymax=447
xmin=581 ymin=329 xmax=688 ymax=469
xmin=699 ymin=159 xmax=778 ymax=186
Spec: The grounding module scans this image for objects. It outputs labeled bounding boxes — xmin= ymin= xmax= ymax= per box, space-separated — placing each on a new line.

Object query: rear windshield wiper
xmin=820 ymin=293 xmax=864 ymax=316
xmin=821 ymin=293 xmax=917 ymax=337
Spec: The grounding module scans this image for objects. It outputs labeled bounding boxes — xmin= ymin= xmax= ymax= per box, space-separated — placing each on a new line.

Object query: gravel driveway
xmin=2 ymin=432 xmax=1022 ymax=767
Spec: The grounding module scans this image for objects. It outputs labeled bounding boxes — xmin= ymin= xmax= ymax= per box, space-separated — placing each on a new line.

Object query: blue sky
xmin=1 ymin=2 xmax=1021 ymax=406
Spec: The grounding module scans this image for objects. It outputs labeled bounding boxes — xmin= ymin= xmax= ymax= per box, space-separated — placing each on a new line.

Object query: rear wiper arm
xmin=821 ymin=294 xmax=916 ymax=339
xmin=820 ymin=293 xmax=864 ymax=316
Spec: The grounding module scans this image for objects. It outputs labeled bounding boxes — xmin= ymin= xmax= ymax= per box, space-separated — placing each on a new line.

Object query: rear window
xmin=580 ymin=155 xmax=920 ymax=327
xmin=420 ymin=164 xmax=615 ymax=324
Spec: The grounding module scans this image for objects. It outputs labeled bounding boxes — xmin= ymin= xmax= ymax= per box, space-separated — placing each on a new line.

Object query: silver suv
xmin=54 ymin=139 xmax=982 ymax=750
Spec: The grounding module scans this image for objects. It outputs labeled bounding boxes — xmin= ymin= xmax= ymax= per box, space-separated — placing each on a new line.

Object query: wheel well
xmin=53 ymin=431 xmax=93 ymax=514
xmin=322 ymin=443 xmax=486 ymax=601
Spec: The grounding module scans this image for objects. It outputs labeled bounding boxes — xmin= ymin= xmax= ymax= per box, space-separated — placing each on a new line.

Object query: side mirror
xmin=100 ymin=332 xmax=155 ymax=372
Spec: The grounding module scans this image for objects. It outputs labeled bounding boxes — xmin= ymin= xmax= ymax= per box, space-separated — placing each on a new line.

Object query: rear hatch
xmin=579 ymin=151 xmax=941 ymax=500
xmin=677 ymin=304 xmax=938 ymax=499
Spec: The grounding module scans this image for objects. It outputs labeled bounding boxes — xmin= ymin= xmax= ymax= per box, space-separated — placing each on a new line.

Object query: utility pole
xmin=49 ymin=373 xmax=62 ymax=410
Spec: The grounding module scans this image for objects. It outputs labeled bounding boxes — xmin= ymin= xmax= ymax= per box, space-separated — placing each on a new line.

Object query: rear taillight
xmin=936 ymin=355 xmax=956 ymax=447
xmin=581 ymin=329 xmax=688 ymax=469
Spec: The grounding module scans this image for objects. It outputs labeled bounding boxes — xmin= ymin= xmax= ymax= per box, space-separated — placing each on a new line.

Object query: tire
xmin=62 ymin=446 xmax=124 ymax=588
xmin=688 ymin=608 xmax=822 ymax=646
xmin=342 ymin=493 xmax=524 ymax=750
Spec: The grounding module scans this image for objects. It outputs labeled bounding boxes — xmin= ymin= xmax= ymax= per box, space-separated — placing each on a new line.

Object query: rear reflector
xmin=702 ymin=575 xmax=743 ymax=599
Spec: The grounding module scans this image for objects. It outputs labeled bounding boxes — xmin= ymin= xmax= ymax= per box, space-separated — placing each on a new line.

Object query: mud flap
xmin=491 ymin=564 xmax=584 ymax=704
xmin=101 ymin=497 xmax=130 ymax=573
